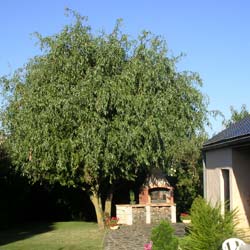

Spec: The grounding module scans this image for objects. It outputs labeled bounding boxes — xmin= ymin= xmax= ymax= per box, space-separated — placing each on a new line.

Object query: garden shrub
xmin=181 ymin=196 xmax=239 ymax=250
xmin=151 ymin=220 xmax=179 ymax=250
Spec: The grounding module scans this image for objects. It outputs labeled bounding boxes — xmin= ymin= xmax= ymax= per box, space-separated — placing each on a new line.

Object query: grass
xmin=0 ymin=221 xmax=105 ymax=250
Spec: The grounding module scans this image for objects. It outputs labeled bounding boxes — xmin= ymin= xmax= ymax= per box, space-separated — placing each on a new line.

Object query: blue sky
xmin=1 ymin=0 xmax=250 ymax=137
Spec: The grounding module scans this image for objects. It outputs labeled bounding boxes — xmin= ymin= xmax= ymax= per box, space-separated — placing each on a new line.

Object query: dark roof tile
xmin=204 ymin=115 xmax=250 ymax=146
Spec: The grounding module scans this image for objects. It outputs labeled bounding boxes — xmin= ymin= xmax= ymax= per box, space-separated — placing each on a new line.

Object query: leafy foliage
xmin=0 ymin=10 xmax=208 ymax=226
xmin=182 ymin=197 xmax=238 ymax=250
xmin=223 ymin=104 xmax=249 ymax=128
xmin=174 ymin=134 xmax=206 ymax=214
xmin=151 ymin=220 xmax=179 ymax=250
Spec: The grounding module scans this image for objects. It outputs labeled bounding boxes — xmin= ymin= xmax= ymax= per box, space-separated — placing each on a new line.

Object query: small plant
xmin=130 ymin=190 xmax=136 ymax=204
xmin=151 ymin=220 xmax=179 ymax=250
xmin=180 ymin=212 xmax=191 ymax=221
xmin=144 ymin=241 xmax=153 ymax=250
xmin=105 ymin=216 xmax=119 ymax=227
xmin=180 ymin=196 xmax=240 ymax=250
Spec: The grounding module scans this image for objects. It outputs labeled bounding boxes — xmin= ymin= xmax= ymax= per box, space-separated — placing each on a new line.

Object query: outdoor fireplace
xmin=116 ymin=169 xmax=176 ymax=225
xmin=139 ymin=168 xmax=174 ymax=205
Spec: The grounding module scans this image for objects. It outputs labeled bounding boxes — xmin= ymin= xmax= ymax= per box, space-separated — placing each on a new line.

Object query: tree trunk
xmin=90 ymin=192 xmax=104 ymax=229
xmin=104 ymin=191 xmax=113 ymax=217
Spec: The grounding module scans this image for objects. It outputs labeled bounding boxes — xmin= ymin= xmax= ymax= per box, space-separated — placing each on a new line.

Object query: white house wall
xmin=232 ymin=149 xmax=250 ymax=228
xmin=205 ymin=146 xmax=250 ymax=229
xmin=205 ymin=148 xmax=232 ymax=207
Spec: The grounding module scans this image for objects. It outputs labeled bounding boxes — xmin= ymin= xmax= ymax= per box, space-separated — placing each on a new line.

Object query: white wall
xmin=204 ymin=148 xmax=232 ymax=207
xmin=204 ymin=146 xmax=250 ymax=229
xmin=232 ymin=149 xmax=250 ymax=228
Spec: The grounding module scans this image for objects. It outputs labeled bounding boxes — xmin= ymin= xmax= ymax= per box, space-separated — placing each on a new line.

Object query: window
xmin=222 ymin=169 xmax=230 ymax=211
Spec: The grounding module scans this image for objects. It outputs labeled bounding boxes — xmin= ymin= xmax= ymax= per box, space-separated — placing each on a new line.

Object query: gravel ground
xmin=103 ymin=223 xmax=186 ymax=250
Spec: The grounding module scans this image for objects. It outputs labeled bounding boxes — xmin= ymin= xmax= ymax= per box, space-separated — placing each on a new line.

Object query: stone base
xmin=116 ymin=203 xmax=176 ymax=225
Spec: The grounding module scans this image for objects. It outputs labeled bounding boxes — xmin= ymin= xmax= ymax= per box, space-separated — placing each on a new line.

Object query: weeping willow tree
xmin=0 ymin=10 xmax=208 ymax=228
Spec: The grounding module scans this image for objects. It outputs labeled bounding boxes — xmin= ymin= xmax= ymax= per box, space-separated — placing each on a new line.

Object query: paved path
xmin=104 ymin=223 xmax=186 ymax=250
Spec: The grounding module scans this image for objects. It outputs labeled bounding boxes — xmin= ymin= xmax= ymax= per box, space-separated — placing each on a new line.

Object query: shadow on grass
xmin=0 ymin=222 xmax=54 ymax=246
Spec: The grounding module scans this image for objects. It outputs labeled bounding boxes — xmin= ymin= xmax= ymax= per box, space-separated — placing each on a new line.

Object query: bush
xmin=151 ymin=220 xmax=179 ymax=250
xmin=181 ymin=196 xmax=239 ymax=250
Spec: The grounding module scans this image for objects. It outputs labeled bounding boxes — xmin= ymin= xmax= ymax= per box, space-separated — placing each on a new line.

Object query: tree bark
xmin=90 ymin=192 xmax=104 ymax=229
xmin=104 ymin=191 xmax=113 ymax=217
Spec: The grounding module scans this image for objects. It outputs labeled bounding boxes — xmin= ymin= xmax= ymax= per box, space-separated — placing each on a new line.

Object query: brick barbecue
xmin=116 ymin=169 xmax=176 ymax=225
xmin=139 ymin=168 xmax=174 ymax=205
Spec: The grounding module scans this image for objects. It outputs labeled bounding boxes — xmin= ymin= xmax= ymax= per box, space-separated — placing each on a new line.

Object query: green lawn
xmin=0 ymin=221 xmax=105 ymax=250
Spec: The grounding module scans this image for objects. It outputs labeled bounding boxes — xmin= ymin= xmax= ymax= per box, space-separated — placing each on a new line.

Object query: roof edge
xmin=203 ymin=134 xmax=250 ymax=151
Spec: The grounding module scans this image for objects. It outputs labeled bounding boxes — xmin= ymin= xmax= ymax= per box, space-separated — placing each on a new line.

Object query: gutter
xmin=202 ymin=134 xmax=250 ymax=151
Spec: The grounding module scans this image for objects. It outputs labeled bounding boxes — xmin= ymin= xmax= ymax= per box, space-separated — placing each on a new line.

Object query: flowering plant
xmin=180 ymin=212 xmax=191 ymax=221
xmin=144 ymin=241 xmax=153 ymax=250
xmin=105 ymin=216 xmax=119 ymax=227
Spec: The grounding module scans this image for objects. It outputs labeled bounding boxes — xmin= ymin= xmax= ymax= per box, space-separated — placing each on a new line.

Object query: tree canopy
xmin=223 ymin=104 xmax=249 ymax=128
xmin=1 ymin=11 xmax=208 ymax=227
